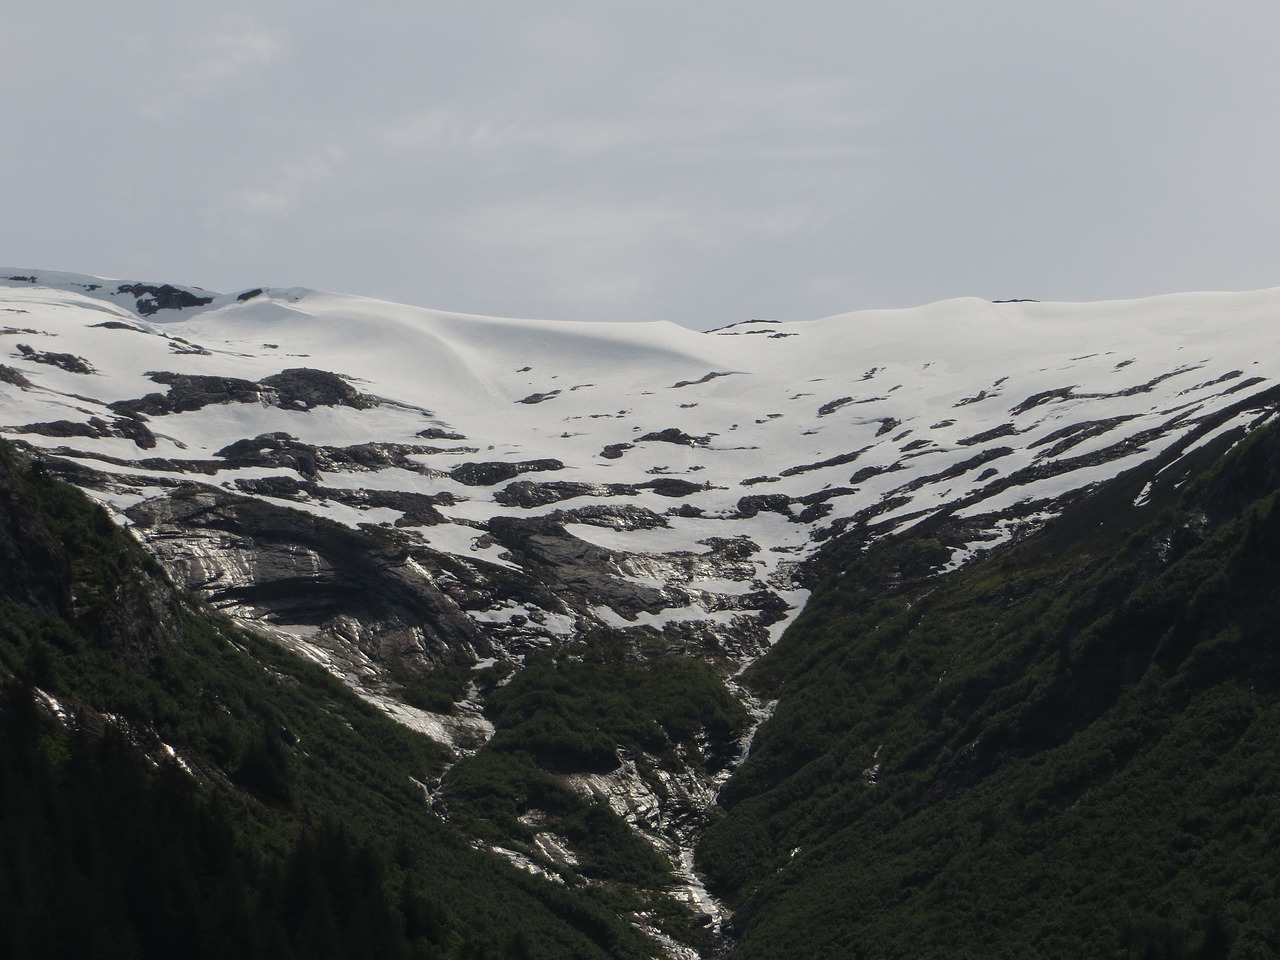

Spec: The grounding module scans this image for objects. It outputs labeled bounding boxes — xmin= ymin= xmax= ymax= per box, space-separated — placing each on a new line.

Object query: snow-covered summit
xmin=3 ymin=269 xmax=1279 ymax=673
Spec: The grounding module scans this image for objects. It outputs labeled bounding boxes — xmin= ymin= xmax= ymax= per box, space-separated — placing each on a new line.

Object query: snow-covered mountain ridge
xmin=4 ymin=269 xmax=1278 ymax=683
xmin=6 ymin=269 xmax=1280 ymax=947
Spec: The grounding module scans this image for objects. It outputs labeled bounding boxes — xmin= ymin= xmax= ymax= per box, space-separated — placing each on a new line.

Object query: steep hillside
xmin=5 ymin=271 xmax=1279 ymax=684
xmin=0 ymin=439 xmax=666 ymax=959
xmin=699 ymin=409 xmax=1280 ymax=958
xmin=5 ymin=269 xmax=1280 ymax=957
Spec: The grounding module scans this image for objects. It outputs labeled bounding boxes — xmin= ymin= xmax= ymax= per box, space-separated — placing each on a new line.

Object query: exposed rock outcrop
xmin=116 ymin=282 xmax=214 ymax=315
xmin=15 ymin=343 xmax=93 ymax=374
xmin=125 ymin=487 xmax=485 ymax=675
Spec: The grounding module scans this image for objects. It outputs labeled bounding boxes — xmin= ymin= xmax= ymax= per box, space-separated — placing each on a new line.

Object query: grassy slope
xmin=699 ymin=420 xmax=1280 ymax=959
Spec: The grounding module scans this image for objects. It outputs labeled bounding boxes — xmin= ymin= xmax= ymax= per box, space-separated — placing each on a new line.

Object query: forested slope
xmin=0 ymin=440 xmax=660 ymax=960
xmin=701 ymin=417 xmax=1280 ymax=959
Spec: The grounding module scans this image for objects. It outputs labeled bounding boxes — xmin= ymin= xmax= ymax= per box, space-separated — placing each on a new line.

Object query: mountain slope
xmin=699 ymin=410 xmax=1280 ymax=958
xmin=5 ymin=269 xmax=1280 ymax=956
xmin=0 ymin=439 xmax=661 ymax=959
xmin=5 ymin=271 xmax=1279 ymax=679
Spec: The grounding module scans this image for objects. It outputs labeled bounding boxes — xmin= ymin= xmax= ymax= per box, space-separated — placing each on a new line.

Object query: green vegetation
xmin=0 ymin=441 xmax=657 ymax=960
xmin=18 ymin=400 xmax=1280 ymax=959
xmin=484 ymin=638 xmax=749 ymax=775
xmin=0 ymin=694 xmax=458 ymax=960
xmin=397 ymin=662 xmax=474 ymax=714
xmin=699 ymin=423 xmax=1280 ymax=958
xmin=439 ymin=635 xmax=751 ymax=942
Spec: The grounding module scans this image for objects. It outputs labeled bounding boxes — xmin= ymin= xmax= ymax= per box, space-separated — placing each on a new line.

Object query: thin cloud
xmin=5 ymin=2 xmax=1280 ymax=327
xmin=217 ymin=143 xmax=347 ymax=224
xmin=139 ymin=27 xmax=289 ymax=120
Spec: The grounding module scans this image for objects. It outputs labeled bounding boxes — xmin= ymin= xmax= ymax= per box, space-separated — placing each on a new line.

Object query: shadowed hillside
xmin=0 ymin=439 xmax=662 ymax=960
xmin=699 ymin=416 xmax=1280 ymax=958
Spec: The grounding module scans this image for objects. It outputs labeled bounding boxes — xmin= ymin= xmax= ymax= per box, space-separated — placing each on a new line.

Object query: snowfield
xmin=3 ymin=270 xmax=1279 ymax=670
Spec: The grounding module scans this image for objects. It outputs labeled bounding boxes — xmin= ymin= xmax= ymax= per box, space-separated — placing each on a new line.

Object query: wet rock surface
xmin=484 ymin=515 xmax=675 ymax=619
xmin=125 ymin=488 xmax=486 ymax=674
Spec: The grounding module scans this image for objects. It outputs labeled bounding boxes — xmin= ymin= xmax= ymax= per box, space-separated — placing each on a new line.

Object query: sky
xmin=4 ymin=2 xmax=1280 ymax=329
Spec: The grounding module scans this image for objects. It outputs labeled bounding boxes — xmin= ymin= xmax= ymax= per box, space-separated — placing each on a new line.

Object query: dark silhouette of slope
xmin=700 ymin=416 xmax=1280 ymax=958
xmin=0 ymin=440 xmax=658 ymax=960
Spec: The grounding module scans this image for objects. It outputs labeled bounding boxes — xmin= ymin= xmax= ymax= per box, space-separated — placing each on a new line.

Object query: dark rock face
xmin=957 ymin=423 xmax=1019 ymax=446
xmin=638 ymin=478 xmax=705 ymax=498
xmin=232 ymin=477 xmax=449 ymax=527
xmin=550 ymin=504 xmax=667 ymax=530
xmin=817 ymin=397 xmax=854 ymax=417
xmin=232 ymin=476 xmax=308 ymax=498
xmin=1009 ymin=386 xmax=1078 ymax=415
xmin=113 ymin=416 xmax=157 ymax=449
xmin=214 ymin=434 xmax=449 ymax=481
xmin=791 ymin=487 xmax=856 ymax=524
xmin=85 ymin=572 xmax=183 ymax=668
xmin=636 ymin=428 xmax=710 ymax=446
xmin=517 ymin=390 xmax=560 ymax=404
xmin=1029 ymin=416 xmax=1138 ymax=458
xmin=780 ymin=446 xmax=871 ymax=478
xmin=484 ymin=515 xmax=675 ymax=620
xmin=125 ymin=488 xmax=484 ymax=672
xmin=15 ymin=419 xmax=108 ymax=440
xmin=90 ymin=320 xmax=146 ymax=332
xmin=417 ymin=427 xmax=467 ymax=441
xmin=322 ymin=441 xmax=444 ymax=472
xmin=671 ymin=371 xmax=737 ymax=388
xmin=15 ymin=344 xmax=93 ymax=374
xmin=110 ymin=367 xmax=377 ymax=418
xmin=600 ymin=443 xmax=632 ymax=460
xmin=0 ymin=365 xmax=31 ymax=387
xmin=116 ymin=283 xmax=213 ymax=315
xmin=12 ymin=415 xmax=156 ymax=450
xmin=850 ymin=463 xmax=900 ymax=484
xmin=260 ymin=368 xmax=377 ymax=410
xmin=494 ymin=480 xmax=638 ymax=508
xmin=887 ymin=447 xmax=1015 ymax=496
xmin=71 ymin=434 xmax=455 ymax=481
xmin=736 ymin=493 xmax=793 ymax=518
xmin=111 ymin=373 xmax=261 ymax=416
xmin=450 ymin=459 xmax=564 ymax=486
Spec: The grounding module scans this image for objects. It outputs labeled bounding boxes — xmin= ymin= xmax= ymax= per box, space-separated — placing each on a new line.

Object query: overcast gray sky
xmin=5 ymin=2 xmax=1279 ymax=328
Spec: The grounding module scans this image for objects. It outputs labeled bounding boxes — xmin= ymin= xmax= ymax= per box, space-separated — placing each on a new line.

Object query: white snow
xmin=5 ymin=270 xmax=1280 ymax=659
